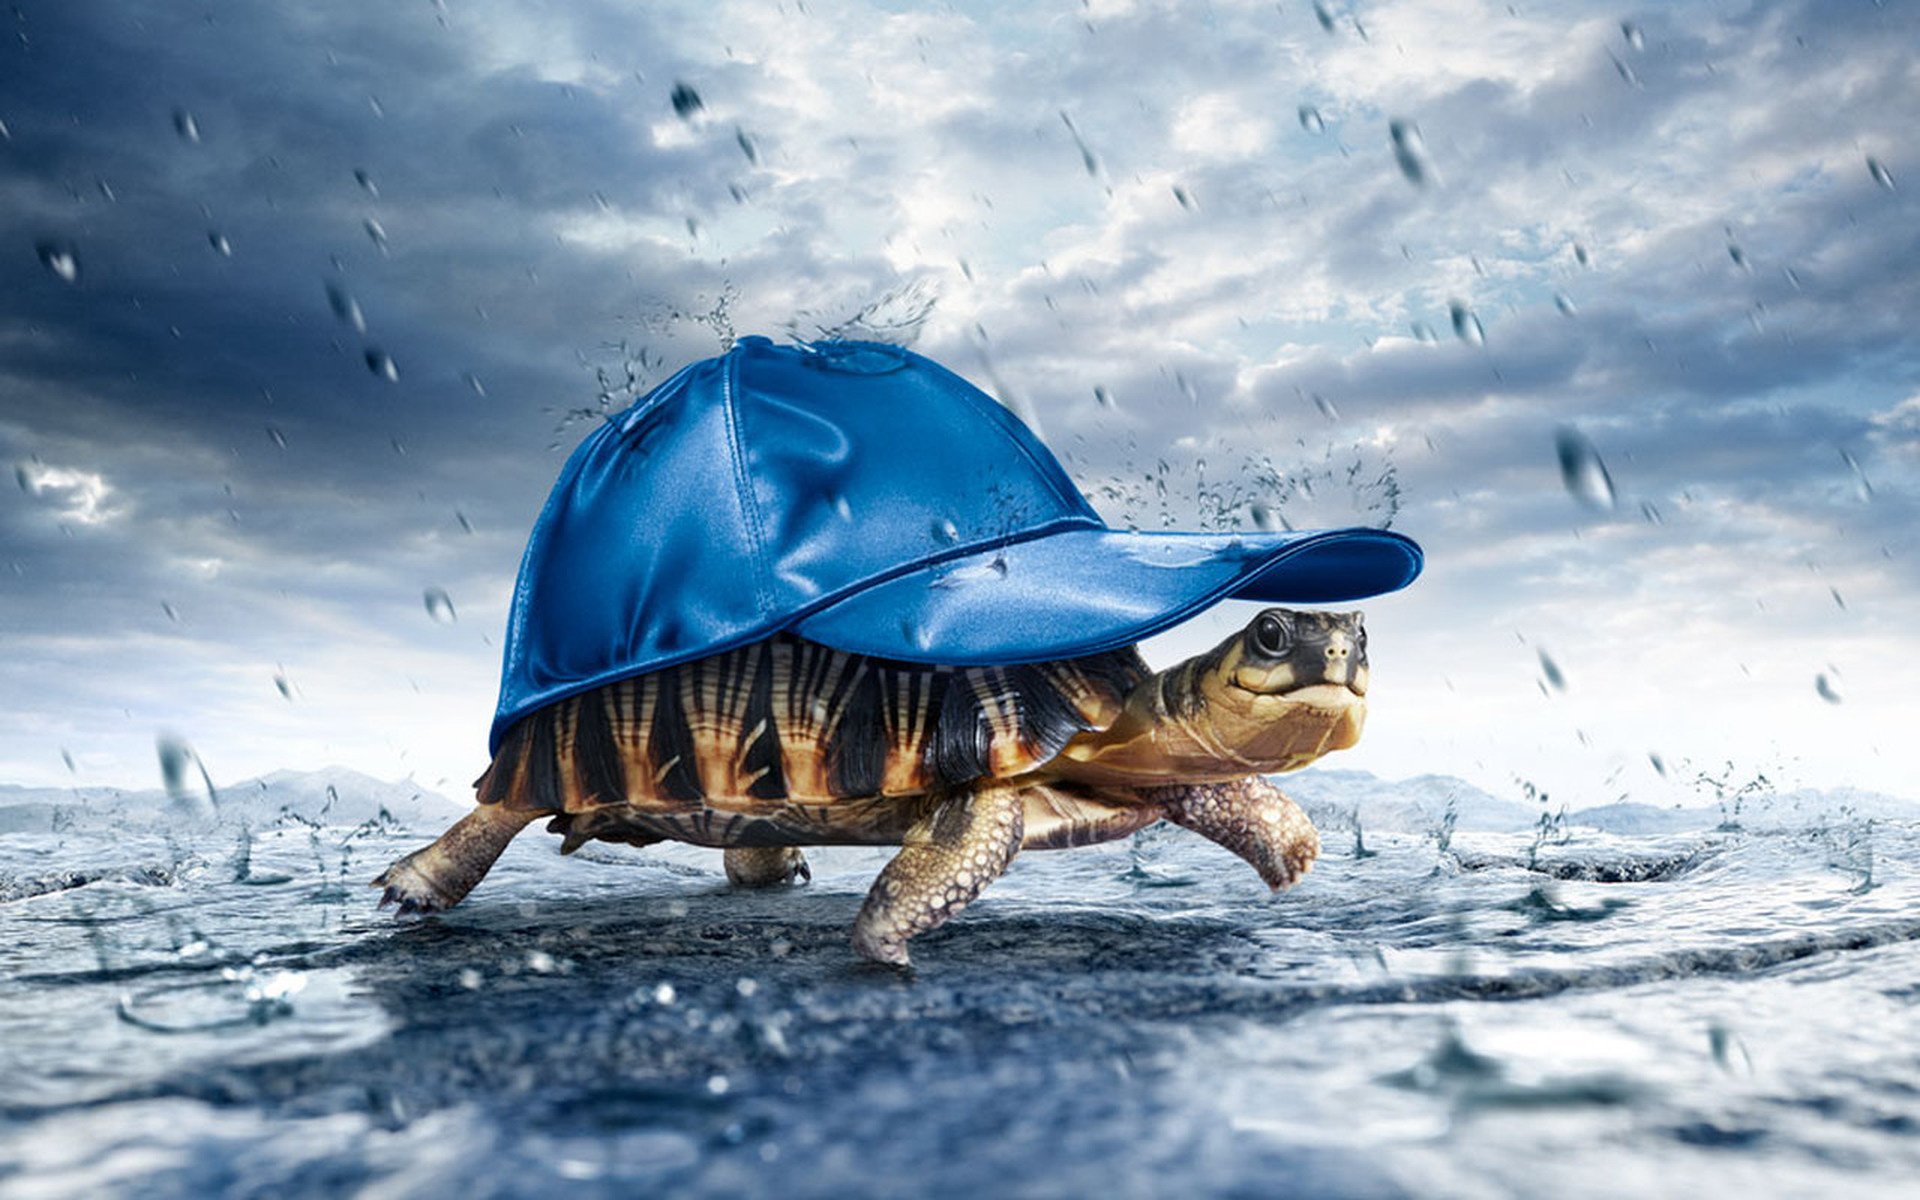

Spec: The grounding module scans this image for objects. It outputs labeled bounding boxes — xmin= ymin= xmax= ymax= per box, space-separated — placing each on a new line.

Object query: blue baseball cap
xmin=491 ymin=335 xmax=1421 ymax=751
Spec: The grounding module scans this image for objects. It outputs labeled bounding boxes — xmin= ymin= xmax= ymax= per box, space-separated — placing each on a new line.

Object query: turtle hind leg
xmin=724 ymin=846 xmax=811 ymax=888
xmin=372 ymin=803 xmax=543 ymax=914
xmin=851 ymin=783 xmax=1025 ymax=967
xmin=1150 ymin=776 xmax=1319 ymax=890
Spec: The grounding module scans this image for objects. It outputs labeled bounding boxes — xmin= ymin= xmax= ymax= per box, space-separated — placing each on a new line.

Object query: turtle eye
xmin=1251 ymin=613 xmax=1291 ymax=657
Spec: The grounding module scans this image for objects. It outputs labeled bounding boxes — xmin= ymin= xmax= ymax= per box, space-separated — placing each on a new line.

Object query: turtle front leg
xmin=372 ymin=802 xmax=543 ymax=914
xmin=1149 ymin=776 xmax=1319 ymax=890
xmin=724 ymin=846 xmax=811 ymax=887
xmin=851 ymin=783 xmax=1025 ymax=966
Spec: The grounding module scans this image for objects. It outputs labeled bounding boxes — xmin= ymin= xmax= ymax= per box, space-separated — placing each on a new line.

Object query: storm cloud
xmin=2 ymin=0 xmax=1915 ymax=806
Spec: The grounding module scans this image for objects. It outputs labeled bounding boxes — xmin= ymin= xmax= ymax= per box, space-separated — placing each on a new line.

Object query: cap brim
xmin=794 ymin=526 xmax=1422 ymax=663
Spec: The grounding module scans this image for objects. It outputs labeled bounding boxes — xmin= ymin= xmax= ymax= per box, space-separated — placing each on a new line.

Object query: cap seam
xmin=723 ymin=342 xmax=778 ymax=620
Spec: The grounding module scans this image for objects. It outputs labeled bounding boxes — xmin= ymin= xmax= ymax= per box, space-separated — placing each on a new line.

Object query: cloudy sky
xmin=2 ymin=0 xmax=1914 ymax=811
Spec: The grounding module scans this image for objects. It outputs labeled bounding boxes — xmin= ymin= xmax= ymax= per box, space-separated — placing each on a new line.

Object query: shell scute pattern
xmin=474 ymin=633 xmax=1147 ymax=820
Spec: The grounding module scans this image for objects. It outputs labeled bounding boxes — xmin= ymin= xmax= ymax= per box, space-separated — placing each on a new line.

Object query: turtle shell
xmin=474 ymin=632 xmax=1147 ymax=844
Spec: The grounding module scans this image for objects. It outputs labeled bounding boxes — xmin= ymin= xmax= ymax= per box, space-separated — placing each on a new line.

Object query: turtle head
xmin=1054 ymin=608 xmax=1370 ymax=785
xmin=1195 ymin=607 xmax=1368 ymax=768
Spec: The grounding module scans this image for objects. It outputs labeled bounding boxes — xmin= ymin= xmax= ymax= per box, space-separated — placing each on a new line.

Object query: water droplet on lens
xmin=156 ymin=734 xmax=219 ymax=822
xmin=1538 ymin=648 xmax=1567 ymax=691
xmin=1298 ymin=105 xmax=1325 ymax=134
xmin=363 ymin=217 xmax=389 ymax=254
xmin=353 ymin=167 xmax=379 ymax=197
xmin=1389 ymin=119 xmax=1432 ymax=187
xmin=1553 ymin=292 xmax=1578 ymax=316
xmin=364 ymin=348 xmax=399 ymax=381
xmin=173 ymin=109 xmax=201 ymax=144
xmin=207 ymin=230 xmax=231 ymax=257
xmin=670 ymin=82 xmax=704 ymax=120
xmin=423 ymin=587 xmax=456 ymax=624
xmin=36 ymin=240 xmax=80 ymax=283
xmin=1555 ymin=426 xmax=1617 ymax=511
xmin=1867 ymin=156 xmax=1894 ymax=190
xmin=1815 ymin=673 xmax=1843 ymax=704
xmin=325 ymin=282 xmax=366 ymax=333
xmin=1448 ymin=299 xmax=1483 ymax=345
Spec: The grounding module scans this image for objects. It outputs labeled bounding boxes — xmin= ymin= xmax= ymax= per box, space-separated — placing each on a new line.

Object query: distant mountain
xmin=0 ymin=767 xmax=467 ymax=835
xmin=1284 ymin=768 xmax=1539 ymax=834
xmin=1280 ymin=768 xmax=1920 ymax=836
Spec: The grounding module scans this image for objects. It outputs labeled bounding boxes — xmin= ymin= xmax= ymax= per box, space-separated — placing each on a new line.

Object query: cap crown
xmin=499 ymin=337 xmax=1100 ymax=739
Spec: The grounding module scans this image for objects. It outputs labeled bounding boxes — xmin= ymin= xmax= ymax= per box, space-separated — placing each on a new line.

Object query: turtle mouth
xmin=1238 ymin=681 xmax=1366 ymax=711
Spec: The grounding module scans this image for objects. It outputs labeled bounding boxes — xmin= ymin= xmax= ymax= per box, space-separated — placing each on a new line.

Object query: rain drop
xmin=363 ymin=217 xmax=389 ymax=254
xmin=670 ymin=82 xmax=704 ymax=120
xmin=207 ymin=230 xmax=231 ymax=257
xmin=172 ymin=109 xmax=201 ymax=144
xmin=364 ymin=348 xmax=399 ymax=381
xmin=1297 ymin=105 xmax=1326 ymax=134
xmin=61 ymin=747 xmax=76 ymax=772
xmin=1249 ymin=502 xmax=1288 ymax=532
xmin=1537 ymin=649 xmax=1567 ymax=692
xmin=1389 ymin=119 xmax=1432 ymax=187
xmin=1814 ymin=673 xmax=1843 ymax=704
xmin=1093 ymin=384 xmax=1114 ymax=409
xmin=1573 ymin=242 xmax=1591 ymax=267
xmin=1312 ymin=393 xmax=1340 ymax=420
xmin=353 ymin=167 xmax=379 ymax=197
xmin=1648 ymin=752 xmax=1667 ymax=777
xmin=464 ymin=372 xmax=486 ymax=396
xmin=1621 ymin=20 xmax=1645 ymax=50
xmin=1866 ymin=156 xmax=1894 ymax=191
xmin=1448 ymin=299 xmax=1484 ymax=345
xmin=456 ymin=510 xmax=474 ymax=534
xmin=1060 ymin=111 xmax=1100 ymax=176
xmin=161 ymin=601 xmax=180 ymax=622
xmin=932 ymin=518 xmax=960 ymax=544
xmin=35 ymin=240 xmax=79 ymax=283
xmin=265 ymin=424 xmax=287 ymax=449
xmin=1726 ymin=238 xmax=1749 ymax=272
xmin=1555 ymin=426 xmax=1617 ymax=511
xmin=156 ymin=734 xmax=219 ymax=822
xmin=273 ymin=670 xmax=293 ymax=700
xmin=1410 ymin=320 xmax=1439 ymax=343
xmin=1829 ymin=586 xmax=1846 ymax=611
xmin=1553 ymin=292 xmax=1578 ymax=316
xmin=326 ymin=282 xmax=366 ymax=333
xmin=1172 ymin=184 xmax=1195 ymax=210
xmin=1639 ymin=500 xmax=1662 ymax=524
xmin=1313 ymin=2 xmax=1336 ymax=33
xmin=423 ymin=587 xmax=457 ymax=624
xmin=735 ymin=127 xmax=758 ymax=164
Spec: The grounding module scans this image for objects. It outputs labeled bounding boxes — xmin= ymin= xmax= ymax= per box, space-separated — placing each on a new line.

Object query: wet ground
xmin=3 ymin=796 xmax=1917 ymax=1198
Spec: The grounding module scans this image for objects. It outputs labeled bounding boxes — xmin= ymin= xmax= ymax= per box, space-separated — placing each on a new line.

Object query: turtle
xmin=373 ymin=605 xmax=1368 ymax=965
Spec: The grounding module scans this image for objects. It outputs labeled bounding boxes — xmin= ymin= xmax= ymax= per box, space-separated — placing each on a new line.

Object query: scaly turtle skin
xmin=374 ymin=607 xmax=1367 ymax=964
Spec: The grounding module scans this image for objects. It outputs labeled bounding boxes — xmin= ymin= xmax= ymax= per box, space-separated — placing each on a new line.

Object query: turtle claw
xmin=371 ymin=850 xmax=463 ymax=915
